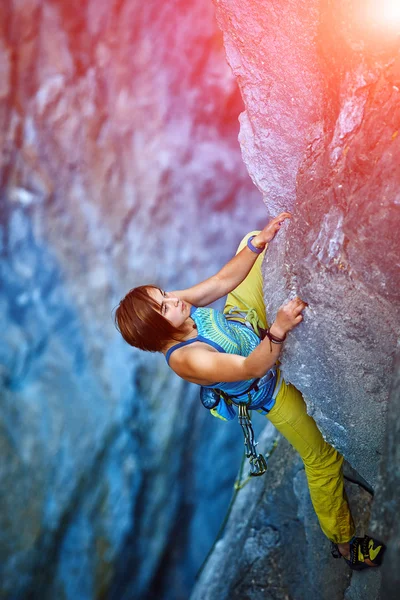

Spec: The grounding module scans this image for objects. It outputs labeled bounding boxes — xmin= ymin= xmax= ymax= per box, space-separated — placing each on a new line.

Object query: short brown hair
xmin=113 ymin=285 xmax=183 ymax=352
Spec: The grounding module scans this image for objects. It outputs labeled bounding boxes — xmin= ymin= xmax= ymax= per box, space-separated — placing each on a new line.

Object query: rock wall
xmin=369 ymin=349 xmax=400 ymax=600
xmin=213 ymin=0 xmax=400 ymax=482
xmin=190 ymin=1 xmax=400 ymax=598
xmin=0 ymin=1 xmax=265 ymax=599
xmin=190 ymin=427 xmax=377 ymax=600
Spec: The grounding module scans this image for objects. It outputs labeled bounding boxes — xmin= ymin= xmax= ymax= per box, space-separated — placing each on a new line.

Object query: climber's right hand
xmin=270 ymin=297 xmax=308 ymax=338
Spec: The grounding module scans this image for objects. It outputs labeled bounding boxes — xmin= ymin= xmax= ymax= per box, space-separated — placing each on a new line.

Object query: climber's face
xmin=149 ymin=288 xmax=190 ymax=328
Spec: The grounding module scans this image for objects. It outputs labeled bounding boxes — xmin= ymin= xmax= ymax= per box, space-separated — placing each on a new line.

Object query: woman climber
xmin=114 ymin=212 xmax=385 ymax=571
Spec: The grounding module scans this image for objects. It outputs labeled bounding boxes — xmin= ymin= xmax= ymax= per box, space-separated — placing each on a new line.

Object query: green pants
xmin=224 ymin=232 xmax=355 ymax=544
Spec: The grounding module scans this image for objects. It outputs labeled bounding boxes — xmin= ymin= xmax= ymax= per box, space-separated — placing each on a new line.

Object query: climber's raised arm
xmin=171 ymin=212 xmax=291 ymax=307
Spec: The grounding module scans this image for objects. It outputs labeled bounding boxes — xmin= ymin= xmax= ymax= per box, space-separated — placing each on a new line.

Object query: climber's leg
xmin=223 ymin=231 xmax=268 ymax=329
xmin=265 ymin=379 xmax=355 ymax=544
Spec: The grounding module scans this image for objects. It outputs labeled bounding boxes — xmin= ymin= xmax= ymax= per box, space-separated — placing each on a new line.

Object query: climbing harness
xmin=200 ymin=367 xmax=282 ymax=477
xmin=200 ymin=385 xmax=270 ymax=477
xmin=200 ymin=302 xmax=283 ymax=477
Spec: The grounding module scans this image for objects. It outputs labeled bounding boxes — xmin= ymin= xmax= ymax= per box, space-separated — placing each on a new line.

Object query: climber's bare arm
xmin=171 ymin=213 xmax=291 ymax=307
xmin=168 ymin=346 xmax=270 ymax=385
xmin=169 ymin=296 xmax=306 ymax=384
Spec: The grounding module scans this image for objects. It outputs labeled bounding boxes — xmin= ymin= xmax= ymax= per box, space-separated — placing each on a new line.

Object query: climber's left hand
xmin=256 ymin=212 xmax=291 ymax=246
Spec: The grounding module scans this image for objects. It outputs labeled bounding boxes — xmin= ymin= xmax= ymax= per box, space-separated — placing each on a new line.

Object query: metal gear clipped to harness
xmin=237 ymin=398 xmax=267 ymax=477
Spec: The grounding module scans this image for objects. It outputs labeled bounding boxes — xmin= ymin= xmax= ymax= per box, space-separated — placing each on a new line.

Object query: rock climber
xmin=114 ymin=212 xmax=385 ymax=570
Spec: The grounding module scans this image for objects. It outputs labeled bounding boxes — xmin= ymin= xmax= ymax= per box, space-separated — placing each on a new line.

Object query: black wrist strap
xmin=264 ymin=328 xmax=286 ymax=352
xmin=266 ymin=328 xmax=286 ymax=343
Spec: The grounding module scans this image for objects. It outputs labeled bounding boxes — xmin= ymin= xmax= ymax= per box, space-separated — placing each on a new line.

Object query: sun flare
xmin=369 ymin=0 xmax=400 ymax=30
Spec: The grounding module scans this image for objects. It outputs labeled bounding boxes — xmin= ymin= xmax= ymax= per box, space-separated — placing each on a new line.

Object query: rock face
xmin=189 ymin=1 xmax=400 ymax=599
xmin=370 ymin=351 xmax=400 ymax=599
xmin=215 ymin=0 xmax=324 ymax=209
xmin=214 ymin=0 xmax=400 ymax=485
xmin=190 ymin=428 xmax=375 ymax=600
xmin=0 ymin=1 xmax=264 ymax=599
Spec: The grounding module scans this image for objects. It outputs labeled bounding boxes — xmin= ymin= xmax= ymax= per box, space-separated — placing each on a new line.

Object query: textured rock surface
xmin=189 ymin=1 xmax=400 ymax=599
xmin=215 ymin=0 xmax=323 ymax=209
xmin=0 ymin=1 xmax=264 ymax=599
xmin=369 ymin=351 xmax=400 ymax=599
xmin=190 ymin=428 xmax=374 ymax=600
xmin=214 ymin=0 xmax=400 ymax=485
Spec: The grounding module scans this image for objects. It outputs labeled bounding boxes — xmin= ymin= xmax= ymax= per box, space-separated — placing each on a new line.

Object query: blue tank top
xmin=165 ymin=306 xmax=279 ymax=411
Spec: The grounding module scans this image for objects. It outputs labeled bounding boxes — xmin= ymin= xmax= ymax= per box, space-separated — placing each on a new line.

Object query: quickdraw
xmin=215 ymin=387 xmax=269 ymax=478
xmin=238 ymin=401 xmax=268 ymax=477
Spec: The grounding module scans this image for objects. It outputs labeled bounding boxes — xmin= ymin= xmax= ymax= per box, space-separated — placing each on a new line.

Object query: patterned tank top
xmin=165 ymin=306 xmax=279 ymax=412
